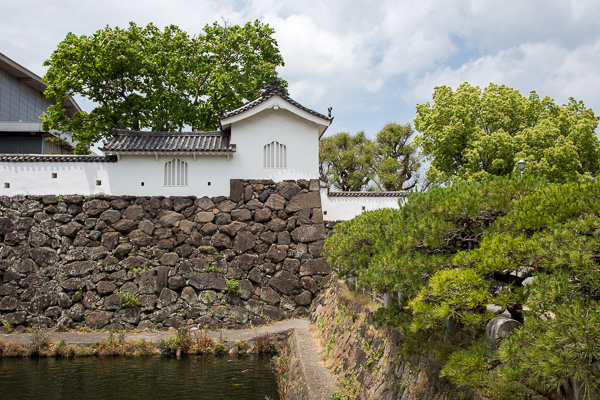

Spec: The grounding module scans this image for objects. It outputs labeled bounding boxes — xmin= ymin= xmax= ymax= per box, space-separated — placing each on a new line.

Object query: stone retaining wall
xmin=0 ymin=179 xmax=333 ymax=332
xmin=310 ymin=280 xmax=480 ymax=400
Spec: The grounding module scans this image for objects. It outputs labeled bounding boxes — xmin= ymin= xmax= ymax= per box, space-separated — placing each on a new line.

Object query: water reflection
xmin=0 ymin=355 xmax=279 ymax=400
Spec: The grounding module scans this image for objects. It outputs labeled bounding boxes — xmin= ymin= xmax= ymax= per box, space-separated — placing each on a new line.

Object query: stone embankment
xmin=310 ymin=280 xmax=479 ymax=400
xmin=0 ymin=179 xmax=333 ymax=331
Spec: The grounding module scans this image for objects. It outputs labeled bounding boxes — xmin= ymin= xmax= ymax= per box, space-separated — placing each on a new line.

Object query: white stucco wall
xmin=0 ymin=155 xmax=235 ymax=197
xmin=0 ymin=104 xmax=324 ymax=197
xmin=229 ymin=107 xmax=320 ymax=181
xmin=320 ymin=188 xmax=407 ymax=221
xmin=1 ymin=161 xmax=112 ymax=196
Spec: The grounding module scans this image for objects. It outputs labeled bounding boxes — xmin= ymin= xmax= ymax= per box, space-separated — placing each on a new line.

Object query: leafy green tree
xmin=41 ymin=21 xmax=284 ymax=153
xmin=319 ymin=131 xmax=376 ymax=191
xmin=373 ymin=123 xmax=420 ymax=191
xmin=320 ymin=124 xmax=421 ymax=191
xmin=414 ymin=82 xmax=600 ymax=185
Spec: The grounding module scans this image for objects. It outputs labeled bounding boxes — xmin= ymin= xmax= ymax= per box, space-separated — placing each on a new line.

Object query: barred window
xmin=263 ymin=141 xmax=287 ymax=168
xmin=164 ymin=158 xmax=188 ymax=186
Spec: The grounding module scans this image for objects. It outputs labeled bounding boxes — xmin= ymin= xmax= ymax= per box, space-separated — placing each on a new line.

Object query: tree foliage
xmin=319 ymin=123 xmax=420 ymax=191
xmin=325 ymin=177 xmax=600 ymax=398
xmin=374 ymin=123 xmax=420 ymax=190
xmin=41 ymin=21 xmax=284 ymax=153
xmin=319 ymin=131 xmax=376 ymax=191
xmin=414 ymin=82 xmax=600 ymax=185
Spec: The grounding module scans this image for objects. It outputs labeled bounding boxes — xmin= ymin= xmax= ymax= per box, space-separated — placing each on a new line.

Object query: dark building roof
xmin=327 ymin=191 xmax=409 ymax=198
xmin=0 ymin=52 xmax=81 ymax=118
xmin=221 ymin=77 xmax=333 ymax=122
xmin=102 ymin=130 xmax=236 ymax=154
xmin=0 ymin=154 xmax=117 ymax=163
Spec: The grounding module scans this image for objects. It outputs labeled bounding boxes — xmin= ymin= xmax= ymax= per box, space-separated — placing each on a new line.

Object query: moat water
xmin=0 ymin=354 xmax=280 ymax=399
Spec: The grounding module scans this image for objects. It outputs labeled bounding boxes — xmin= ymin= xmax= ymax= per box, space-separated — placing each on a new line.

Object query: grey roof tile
xmin=327 ymin=191 xmax=409 ymax=198
xmin=0 ymin=154 xmax=117 ymax=163
xmin=102 ymin=130 xmax=236 ymax=153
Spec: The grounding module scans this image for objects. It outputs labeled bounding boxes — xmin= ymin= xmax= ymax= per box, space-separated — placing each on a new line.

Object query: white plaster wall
xmin=320 ymin=188 xmax=407 ymax=221
xmin=106 ymin=155 xmax=233 ymax=197
xmin=0 ymin=155 xmax=234 ymax=197
xmin=0 ymin=107 xmax=322 ymax=197
xmin=229 ymin=108 xmax=320 ymax=181
xmin=1 ymin=162 xmax=112 ymax=196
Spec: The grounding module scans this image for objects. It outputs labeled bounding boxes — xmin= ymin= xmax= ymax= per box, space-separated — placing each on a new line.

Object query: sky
xmin=2 ymin=0 xmax=600 ymax=139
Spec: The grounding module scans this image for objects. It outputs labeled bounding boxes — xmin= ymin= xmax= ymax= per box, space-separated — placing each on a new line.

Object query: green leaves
xmin=326 ymin=176 xmax=600 ymax=397
xmin=41 ymin=21 xmax=284 ymax=153
xmin=319 ymin=131 xmax=376 ymax=191
xmin=319 ymin=123 xmax=421 ymax=191
xmin=415 ymin=82 xmax=600 ymax=185
xmin=409 ymin=268 xmax=491 ymax=331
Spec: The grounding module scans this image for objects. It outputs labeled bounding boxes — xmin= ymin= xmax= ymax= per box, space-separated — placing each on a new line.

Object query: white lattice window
xmin=164 ymin=158 xmax=188 ymax=186
xmin=263 ymin=141 xmax=287 ymax=168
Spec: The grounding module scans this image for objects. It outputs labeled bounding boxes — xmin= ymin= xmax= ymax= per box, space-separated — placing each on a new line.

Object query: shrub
xmin=131 ymin=339 xmax=159 ymax=357
xmin=159 ymin=336 xmax=179 ymax=355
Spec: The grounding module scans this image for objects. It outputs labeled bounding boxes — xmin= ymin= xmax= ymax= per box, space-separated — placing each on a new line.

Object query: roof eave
xmin=103 ymin=150 xmax=236 ymax=157
xmin=0 ymin=52 xmax=81 ymax=118
xmin=220 ymin=95 xmax=332 ymax=130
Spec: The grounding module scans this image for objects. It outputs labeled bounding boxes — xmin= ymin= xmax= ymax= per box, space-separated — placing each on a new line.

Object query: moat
xmin=0 ymin=354 xmax=279 ymax=399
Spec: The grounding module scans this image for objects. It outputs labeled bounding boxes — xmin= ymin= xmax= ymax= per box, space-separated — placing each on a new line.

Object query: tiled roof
xmin=0 ymin=154 xmax=117 ymax=163
xmin=221 ymin=77 xmax=333 ymax=122
xmin=327 ymin=191 xmax=409 ymax=198
xmin=102 ymin=130 xmax=236 ymax=153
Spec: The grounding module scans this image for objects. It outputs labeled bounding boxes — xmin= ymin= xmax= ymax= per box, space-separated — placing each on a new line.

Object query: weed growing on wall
xmin=225 ymin=278 xmax=241 ymax=295
xmin=118 ymin=291 xmax=141 ymax=308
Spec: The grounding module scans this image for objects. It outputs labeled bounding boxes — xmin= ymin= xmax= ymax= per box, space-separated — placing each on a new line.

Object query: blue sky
xmin=2 ymin=0 xmax=599 ymax=139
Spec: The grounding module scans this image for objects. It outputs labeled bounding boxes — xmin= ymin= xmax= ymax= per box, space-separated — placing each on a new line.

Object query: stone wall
xmin=0 ymin=179 xmax=333 ymax=332
xmin=310 ymin=280 xmax=481 ymax=400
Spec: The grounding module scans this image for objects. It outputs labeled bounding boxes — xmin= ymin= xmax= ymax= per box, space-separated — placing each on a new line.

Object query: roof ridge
xmin=112 ymin=129 xmax=222 ymax=136
xmin=220 ymin=76 xmax=332 ymax=122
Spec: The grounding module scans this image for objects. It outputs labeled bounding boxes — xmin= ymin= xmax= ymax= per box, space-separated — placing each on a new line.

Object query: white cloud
xmin=2 ymin=0 xmax=600 ymax=134
xmin=407 ymin=39 xmax=600 ymax=112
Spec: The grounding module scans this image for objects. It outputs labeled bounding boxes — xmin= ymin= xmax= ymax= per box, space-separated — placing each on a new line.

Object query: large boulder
xmin=269 ymin=271 xmax=302 ymax=295
xmin=285 ymin=192 xmax=321 ymax=213
xmin=65 ymin=260 xmax=96 ymax=277
xmin=58 ymin=221 xmax=83 ymax=238
xmin=83 ymin=199 xmax=110 ymax=216
xmin=29 ymin=247 xmax=59 ymax=268
xmin=159 ymin=211 xmax=184 ymax=227
xmin=233 ymin=231 xmax=255 ymax=254
xmin=85 ymin=310 xmax=113 ymax=328
xmin=291 ymin=224 xmax=327 ymax=243
xmin=266 ymin=244 xmax=288 ymax=263
xmin=0 ymin=218 xmax=15 ymax=235
xmin=300 ymin=258 xmax=331 ymax=276
xmin=139 ymin=267 xmax=169 ymax=294
xmin=188 ymin=273 xmax=226 ymax=291
xmin=265 ymin=194 xmax=286 ymax=210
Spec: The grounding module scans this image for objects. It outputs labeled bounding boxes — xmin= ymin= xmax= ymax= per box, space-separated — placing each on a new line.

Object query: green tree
xmin=373 ymin=123 xmax=420 ymax=191
xmin=41 ymin=21 xmax=284 ymax=153
xmin=319 ymin=131 xmax=376 ymax=191
xmin=326 ymin=177 xmax=600 ymax=398
xmin=414 ymin=82 xmax=600 ymax=185
xmin=320 ymin=124 xmax=421 ymax=191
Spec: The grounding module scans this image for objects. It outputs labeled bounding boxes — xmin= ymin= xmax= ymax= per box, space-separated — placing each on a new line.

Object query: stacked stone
xmin=0 ymin=179 xmax=332 ymax=331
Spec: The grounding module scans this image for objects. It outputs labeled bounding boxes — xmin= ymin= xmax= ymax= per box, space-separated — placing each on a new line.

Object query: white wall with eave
xmin=0 ymin=100 xmax=324 ymax=197
xmin=1 ymin=162 xmax=112 ymax=196
xmin=0 ymin=155 xmax=235 ymax=197
xmin=229 ymin=108 xmax=319 ymax=181
xmin=320 ymin=188 xmax=407 ymax=221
